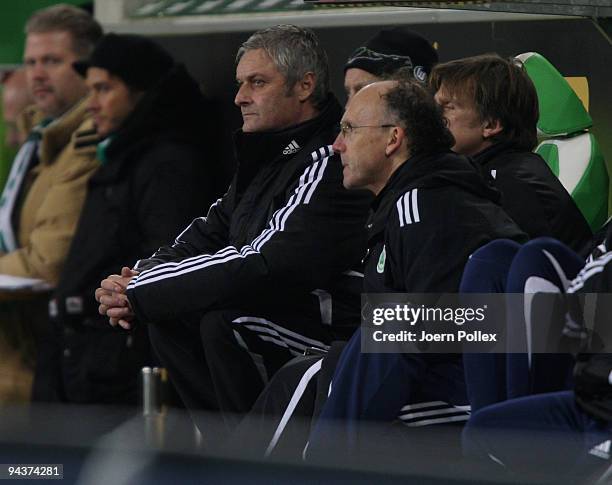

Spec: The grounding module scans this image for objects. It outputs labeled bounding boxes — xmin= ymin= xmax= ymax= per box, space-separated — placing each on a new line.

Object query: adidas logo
xmin=589 ymin=440 xmax=611 ymax=460
xmin=283 ymin=140 xmax=300 ymax=155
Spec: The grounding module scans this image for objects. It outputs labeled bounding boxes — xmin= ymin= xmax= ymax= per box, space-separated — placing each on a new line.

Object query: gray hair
xmin=236 ymin=25 xmax=330 ymax=110
xmin=25 ymin=4 xmax=103 ymax=58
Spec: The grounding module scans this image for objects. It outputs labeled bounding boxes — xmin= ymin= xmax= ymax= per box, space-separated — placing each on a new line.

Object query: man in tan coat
xmin=0 ymin=4 xmax=102 ymax=285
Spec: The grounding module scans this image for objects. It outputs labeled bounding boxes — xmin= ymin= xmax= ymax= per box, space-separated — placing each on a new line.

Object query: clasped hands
xmin=95 ymin=266 xmax=139 ymax=330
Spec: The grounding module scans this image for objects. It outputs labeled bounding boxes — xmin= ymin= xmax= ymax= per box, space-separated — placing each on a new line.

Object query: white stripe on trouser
xmin=400 ymin=400 xmax=449 ymax=412
xmin=265 ymin=358 xmax=323 ymax=457
xmin=398 ymin=401 xmax=470 ymax=426
xmin=399 ymin=407 xmax=470 ymax=421
xmin=522 ymin=248 xmax=572 ymax=368
xmin=523 ymin=277 xmax=560 ymax=368
xmin=401 ymin=415 xmax=470 ymax=427
xmin=232 ymin=316 xmax=329 ymax=350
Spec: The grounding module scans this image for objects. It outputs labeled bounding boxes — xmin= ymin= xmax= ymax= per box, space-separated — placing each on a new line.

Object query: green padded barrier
xmin=518 ymin=51 xmax=609 ymax=231
xmin=517 ymin=52 xmax=592 ymax=137
xmin=536 ymin=134 xmax=608 ymax=231
xmin=538 ymin=143 xmax=559 ymax=177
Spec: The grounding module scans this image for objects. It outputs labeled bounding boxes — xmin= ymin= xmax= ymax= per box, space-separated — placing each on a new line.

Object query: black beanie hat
xmin=344 ymin=27 xmax=438 ymax=82
xmin=73 ymin=33 xmax=174 ymax=90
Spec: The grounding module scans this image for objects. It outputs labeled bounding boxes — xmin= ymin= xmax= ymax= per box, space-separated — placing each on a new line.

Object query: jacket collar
xmin=368 ymin=150 xmax=502 ymax=238
xmin=472 ymin=142 xmax=521 ymax=167
xmin=37 ymin=98 xmax=90 ymax=165
xmin=232 ymin=94 xmax=342 ymax=170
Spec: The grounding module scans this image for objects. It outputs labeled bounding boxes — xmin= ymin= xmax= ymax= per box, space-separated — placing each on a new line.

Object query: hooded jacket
xmin=126 ymin=94 xmax=372 ymax=331
xmin=45 ymin=64 xmax=219 ymax=404
xmin=473 ymin=143 xmax=592 ymax=256
xmin=365 ymin=151 xmax=526 ymax=294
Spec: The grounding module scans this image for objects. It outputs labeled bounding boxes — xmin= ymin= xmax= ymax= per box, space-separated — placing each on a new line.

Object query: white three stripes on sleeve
xmin=127 ymin=146 xmax=334 ymax=290
xmin=396 ymin=188 xmax=421 ymax=227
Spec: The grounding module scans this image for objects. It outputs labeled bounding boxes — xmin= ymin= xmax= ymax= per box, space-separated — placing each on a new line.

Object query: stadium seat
xmin=516 ymin=52 xmax=609 ymax=232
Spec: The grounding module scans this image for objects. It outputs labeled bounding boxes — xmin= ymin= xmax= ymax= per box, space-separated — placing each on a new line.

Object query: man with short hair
xmin=34 ymin=33 xmax=218 ymax=404
xmin=96 ymin=25 xmax=371 ymax=427
xmin=303 ymin=80 xmax=525 ymax=459
xmin=430 ymin=54 xmax=591 ymax=253
xmin=0 ymin=4 xmax=102 ymax=283
xmin=343 ymin=26 xmax=438 ymax=100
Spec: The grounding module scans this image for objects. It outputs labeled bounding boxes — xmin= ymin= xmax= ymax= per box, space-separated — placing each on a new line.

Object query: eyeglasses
xmin=338 ymin=122 xmax=396 ymax=138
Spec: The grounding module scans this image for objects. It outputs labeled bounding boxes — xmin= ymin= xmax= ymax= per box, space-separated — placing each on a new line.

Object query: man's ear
xmin=296 ymin=72 xmax=316 ymax=102
xmin=482 ymin=118 xmax=503 ymax=140
xmin=384 ymin=126 xmax=404 ymax=157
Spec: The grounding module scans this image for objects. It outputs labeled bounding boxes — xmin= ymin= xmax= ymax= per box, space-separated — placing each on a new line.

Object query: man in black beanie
xmin=34 ymin=33 xmax=220 ymax=406
xmin=343 ymin=26 xmax=438 ymax=100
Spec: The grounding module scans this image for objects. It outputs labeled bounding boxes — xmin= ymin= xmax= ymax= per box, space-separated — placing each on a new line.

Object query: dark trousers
xmin=463 ymin=391 xmax=612 ymax=480
xmin=229 ymin=355 xmax=322 ymax=459
xmin=306 ymin=328 xmax=467 ymax=459
xmin=33 ymin=317 xmax=151 ymax=406
xmin=462 ymin=241 xmax=612 ymax=480
xmin=149 ymin=309 xmax=331 ymax=434
xmin=229 ymin=341 xmax=347 ymax=459
xmin=460 ymin=238 xmax=585 ymax=412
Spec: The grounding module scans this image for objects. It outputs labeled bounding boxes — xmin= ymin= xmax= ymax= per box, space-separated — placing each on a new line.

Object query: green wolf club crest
xmin=377 ymin=245 xmax=386 ymax=273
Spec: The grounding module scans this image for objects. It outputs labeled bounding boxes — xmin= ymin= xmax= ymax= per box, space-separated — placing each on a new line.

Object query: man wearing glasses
xmin=306 ymin=79 xmax=526 ymax=459
xmin=241 ymin=80 xmax=525 ymax=458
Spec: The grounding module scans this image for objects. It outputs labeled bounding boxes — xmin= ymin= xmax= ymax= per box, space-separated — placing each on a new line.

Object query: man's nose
xmin=87 ymin=92 xmax=99 ymax=112
xmin=30 ymin=61 xmax=48 ymax=81
xmin=332 ymin=132 xmax=345 ymax=153
xmin=234 ymin=83 xmax=251 ymax=106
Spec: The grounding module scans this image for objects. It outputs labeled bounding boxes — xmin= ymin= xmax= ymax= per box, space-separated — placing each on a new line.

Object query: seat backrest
xmin=517 ymin=51 xmax=609 ymax=231
xmin=536 ymin=134 xmax=608 ymax=231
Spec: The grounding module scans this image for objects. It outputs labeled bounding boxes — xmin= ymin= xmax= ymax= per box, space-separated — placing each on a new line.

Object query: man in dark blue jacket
xmin=304 ymin=80 xmax=525 ymax=459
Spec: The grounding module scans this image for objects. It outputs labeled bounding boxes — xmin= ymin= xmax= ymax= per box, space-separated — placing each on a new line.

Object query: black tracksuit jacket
xmin=364 ymin=151 xmax=526 ymax=295
xmin=473 ymin=142 xmax=592 ymax=255
xmin=127 ymin=95 xmax=372 ymax=334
